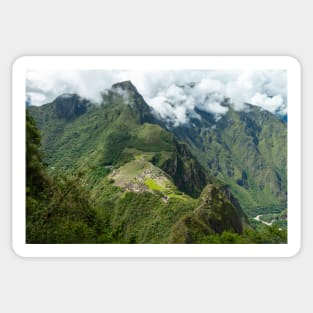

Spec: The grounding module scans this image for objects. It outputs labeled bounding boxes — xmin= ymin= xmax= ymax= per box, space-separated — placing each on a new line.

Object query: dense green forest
xmin=26 ymin=81 xmax=287 ymax=244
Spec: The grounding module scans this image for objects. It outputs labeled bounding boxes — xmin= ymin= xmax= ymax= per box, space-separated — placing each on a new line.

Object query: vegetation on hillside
xmin=26 ymin=112 xmax=109 ymax=243
xmin=26 ymin=81 xmax=287 ymax=244
xmin=173 ymin=102 xmax=287 ymax=212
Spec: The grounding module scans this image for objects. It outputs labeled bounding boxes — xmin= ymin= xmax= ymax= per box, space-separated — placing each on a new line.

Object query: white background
xmin=0 ymin=1 xmax=310 ymax=312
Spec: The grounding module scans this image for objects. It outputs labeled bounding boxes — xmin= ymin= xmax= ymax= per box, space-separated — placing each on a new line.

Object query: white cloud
xmin=27 ymin=92 xmax=47 ymax=104
xmin=26 ymin=69 xmax=287 ymax=125
xmin=250 ymin=93 xmax=284 ymax=114
xmin=147 ymin=80 xmax=230 ymax=125
xmin=26 ymin=70 xmax=124 ymax=106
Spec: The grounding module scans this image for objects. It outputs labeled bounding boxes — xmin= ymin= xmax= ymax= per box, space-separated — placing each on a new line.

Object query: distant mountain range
xmin=27 ymin=80 xmax=287 ymax=243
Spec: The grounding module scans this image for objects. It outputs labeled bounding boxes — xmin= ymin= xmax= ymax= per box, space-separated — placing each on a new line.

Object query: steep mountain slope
xmin=28 ymin=80 xmax=287 ymax=215
xmin=28 ymin=81 xmax=209 ymax=198
xmin=168 ymin=184 xmax=243 ymax=243
xmin=26 ymin=111 xmax=108 ymax=244
xmin=171 ymin=101 xmax=287 ymax=214
xmin=27 ymin=81 xmax=251 ymax=243
xmin=27 ymin=79 xmax=289 ymax=243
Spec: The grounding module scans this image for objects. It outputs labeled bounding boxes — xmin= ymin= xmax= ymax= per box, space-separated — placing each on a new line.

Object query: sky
xmin=26 ymin=70 xmax=287 ymax=125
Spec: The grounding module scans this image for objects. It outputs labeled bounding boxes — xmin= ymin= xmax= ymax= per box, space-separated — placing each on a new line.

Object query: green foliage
xmin=26 ymin=171 xmax=110 ymax=243
xmin=173 ymin=104 xmax=287 ymax=211
xmin=168 ymin=184 xmax=244 ymax=243
xmin=168 ymin=212 xmax=287 ymax=244
xmin=168 ymin=212 xmax=213 ymax=243
xmin=29 ymin=90 xmax=209 ymax=198
xmin=92 ymin=185 xmax=198 ymax=243
xmin=26 ymin=112 xmax=50 ymax=197
xmin=201 ymin=226 xmax=287 ymax=244
xmin=26 ymin=112 xmax=111 ymax=243
xmin=26 ymin=82 xmax=288 ymax=244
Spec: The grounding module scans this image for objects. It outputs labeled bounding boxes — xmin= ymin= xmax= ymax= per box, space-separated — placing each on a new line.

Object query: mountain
xmin=28 ymin=82 xmax=210 ymax=198
xmin=27 ymin=80 xmax=287 ymax=243
xmin=168 ymin=184 xmax=243 ymax=243
xmin=170 ymin=101 xmax=287 ymax=215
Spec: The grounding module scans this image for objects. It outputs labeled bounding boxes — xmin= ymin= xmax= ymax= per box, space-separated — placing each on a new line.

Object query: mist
xmin=26 ymin=69 xmax=287 ymax=125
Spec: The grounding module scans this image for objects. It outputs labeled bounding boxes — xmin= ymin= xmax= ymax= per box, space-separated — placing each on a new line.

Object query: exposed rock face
xmin=54 ymin=94 xmax=90 ymax=119
xmin=112 ymin=80 xmax=139 ymax=93
xmin=157 ymin=142 xmax=208 ymax=198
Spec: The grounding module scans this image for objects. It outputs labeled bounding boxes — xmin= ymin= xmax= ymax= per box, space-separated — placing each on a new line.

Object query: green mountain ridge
xmin=28 ymin=82 xmax=211 ymax=198
xmin=171 ymin=101 xmax=287 ymax=213
xmin=26 ymin=80 xmax=287 ymax=243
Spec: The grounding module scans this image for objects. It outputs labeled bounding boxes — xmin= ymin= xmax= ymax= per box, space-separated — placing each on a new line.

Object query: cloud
xmin=26 ymin=70 xmax=122 ymax=106
xmin=224 ymin=70 xmax=287 ymax=113
xmin=26 ymin=69 xmax=287 ymax=125
xmin=147 ymin=81 xmax=229 ymax=125
xmin=250 ymin=93 xmax=284 ymax=114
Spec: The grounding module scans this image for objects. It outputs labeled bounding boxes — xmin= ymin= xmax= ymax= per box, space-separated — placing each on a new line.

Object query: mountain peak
xmin=109 ymin=80 xmax=158 ymax=125
xmin=112 ymin=80 xmax=138 ymax=93
xmin=54 ymin=93 xmax=90 ymax=120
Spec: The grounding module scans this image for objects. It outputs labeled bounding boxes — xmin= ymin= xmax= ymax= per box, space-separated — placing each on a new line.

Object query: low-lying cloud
xmin=26 ymin=69 xmax=287 ymax=125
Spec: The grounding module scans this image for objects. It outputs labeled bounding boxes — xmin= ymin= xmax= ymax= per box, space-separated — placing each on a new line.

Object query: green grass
xmin=168 ymin=193 xmax=187 ymax=201
xmin=144 ymin=178 xmax=163 ymax=191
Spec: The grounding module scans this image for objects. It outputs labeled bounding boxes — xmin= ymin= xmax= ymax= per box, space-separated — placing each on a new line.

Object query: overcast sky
xmin=26 ymin=70 xmax=287 ymax=125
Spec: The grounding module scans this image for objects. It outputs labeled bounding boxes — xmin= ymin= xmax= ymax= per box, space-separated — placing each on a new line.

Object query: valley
xmin=26 ymin=79 xmax=288 ymax=244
